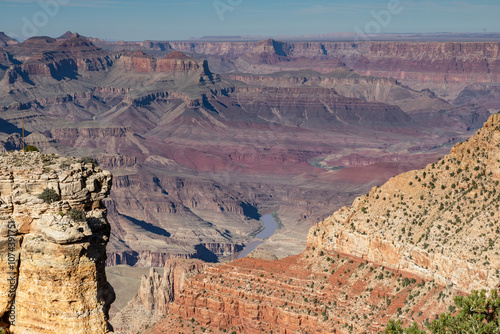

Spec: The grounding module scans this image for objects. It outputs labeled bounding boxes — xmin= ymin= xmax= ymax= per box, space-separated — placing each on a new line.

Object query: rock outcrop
xmin=111 ymin=259 xmax=207 ymax=334
xmin=0 ymin=151 xmax=114 ymax=333
xmin=308 ymin=112 xmax=500 ymax=292
xmin=0 ymin=33 xmax=17 ymax=47
xmin=454 ymin=82 xmax=500 ymax=110
xmin=117 ymin=51 xmax=209 ymax=75
xmin=8 ymin=34 xmax=112 ymax=79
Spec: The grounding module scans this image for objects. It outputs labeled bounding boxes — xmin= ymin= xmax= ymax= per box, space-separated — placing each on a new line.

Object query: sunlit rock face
xmin=0 ymin=151 xmax=114 ymax=334
xmin=308 ymin=113 xmax=500 ymax=292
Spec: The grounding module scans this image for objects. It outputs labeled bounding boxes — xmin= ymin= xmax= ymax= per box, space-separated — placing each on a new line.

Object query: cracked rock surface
xmin=0 ymin=151 xmax=114 ymax=333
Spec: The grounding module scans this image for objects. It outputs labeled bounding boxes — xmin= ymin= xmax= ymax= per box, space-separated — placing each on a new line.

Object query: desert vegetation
xmin=385 ymin=290 xmax=500 ymax=333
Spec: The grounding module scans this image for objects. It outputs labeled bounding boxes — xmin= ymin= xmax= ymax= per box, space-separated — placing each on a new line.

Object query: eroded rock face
xmin=145 ymin=254 xmax=458 ymax=334
xmin=117 ymin=51 xmax=207 ymax=74
xmin=0 ymin=151 xmax=114 ymax=333
xmin=111 ymin=259 xmax=207 ymax=334
xmin=308 ymin=113 xmax=500 ymax=292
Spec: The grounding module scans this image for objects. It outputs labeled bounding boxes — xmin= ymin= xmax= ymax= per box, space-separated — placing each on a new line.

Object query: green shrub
xmin=79 ymin=156 xmax=98 ymax=167
xmin=385 ymin=289 xmax=500 ymax=333
xmin=38 ymin=188 xmax=59 ymax=204
xmin=59 ymin=161 xmax=71 ymax=170
xmin=23 ymin=145 xmax=39 ymax=152
xmin=68 ymin=208 xmax=86 ymax=222
xmin=385 ymin=320 xmax=425 ymax=333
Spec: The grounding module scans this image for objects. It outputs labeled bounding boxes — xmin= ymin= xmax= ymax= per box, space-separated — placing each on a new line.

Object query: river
xmin=237 ymin=214 xmax=278 ymax=259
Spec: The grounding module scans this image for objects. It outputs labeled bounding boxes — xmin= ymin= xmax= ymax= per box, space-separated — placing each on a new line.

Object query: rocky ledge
xmin=0 ymin=151 xmax=114 ymax=333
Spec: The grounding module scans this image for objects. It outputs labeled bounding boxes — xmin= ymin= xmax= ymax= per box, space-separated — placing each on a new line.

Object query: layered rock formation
xmin=134 ymin=113 xmax=500 ymax=334
xmin=225 ymin=70 xmax=490 ymax=131
xmin=117 ymin=50 xmax=208 ymax=74
xmin=308 ymin=112 xmax=500 ymax=292
xmin=144 ymin=253 xmax=458 ymax=334
xmin=5 ymin=34 xmax=111 ymax=82
xmin=0 ymin=151 xmax=114 ymax=333
xmin=112 ymin=259 xmax=207 ymax=333
xmin=0 ymin=33 xmax=492 ymax=268
xmin=94 ymin=38 xmax=500 ymax=103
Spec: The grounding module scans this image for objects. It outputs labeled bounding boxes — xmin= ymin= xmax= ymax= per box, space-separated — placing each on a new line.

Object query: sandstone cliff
xmin=308 ymin=112 xmax=500 ymax=292
xmin=111 ymin=259 xmax=207 ymax=334
xmin=98 ymin=39 xmax=500 ymax=102
xmin=117 ymin=51 xmax=209 ymax=75
xmin=0 ymin=151 xmax=114 ymax=333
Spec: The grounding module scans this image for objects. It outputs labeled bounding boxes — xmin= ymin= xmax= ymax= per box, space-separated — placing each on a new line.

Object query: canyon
xmin=1 ymin=32 xmax=499 ymax=332
xmin=136 ymin=112 xmax=500 ymax=334
xmin=1 ymin=33 xmax=491 ymax=269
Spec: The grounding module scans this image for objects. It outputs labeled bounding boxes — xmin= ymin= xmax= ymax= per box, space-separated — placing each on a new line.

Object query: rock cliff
xmin=117 ymin=51 xmax=209 ymax=75
xmin=145 ymin=254 xmax=458 ymax=334
xmin=308 ymin=112 xmax=500 ymax=292
xmin=96 ymin=38 xmax=500 ymax=102
xmin=0 ymin=151 xmax=114 ymax=333
xmin=111 ymin=259 xmax=207 ymax=334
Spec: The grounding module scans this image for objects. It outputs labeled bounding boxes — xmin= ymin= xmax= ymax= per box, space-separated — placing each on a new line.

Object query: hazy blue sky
xmin=0 ymin=0 xmax=499 ymax=41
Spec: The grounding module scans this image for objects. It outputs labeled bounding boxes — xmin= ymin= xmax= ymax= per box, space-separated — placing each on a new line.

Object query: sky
xmin=0 ymin=0 xmax=499 ymax=41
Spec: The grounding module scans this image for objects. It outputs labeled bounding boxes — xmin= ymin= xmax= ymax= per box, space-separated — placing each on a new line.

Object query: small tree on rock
xmin=23 ymin=145 xmax=39 ymax=152
xmin=38 ymin=188 xmax=59 ymax=204
xmin=385 ymin=289 xmax=500 ymax=333
xmin=79 ymin=156 xmax=98 ymax=167
xmin=68 ymin=208 xmax=86 ymax=222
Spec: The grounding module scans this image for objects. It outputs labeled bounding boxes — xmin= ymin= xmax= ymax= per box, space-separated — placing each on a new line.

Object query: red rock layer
xmin=147 ymin=251 xmax=459 ymax=334
xmin=112 ymin=259 xmax=207 ymax=334
xmin=117 ymin=51 xmax=206 ymax=73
